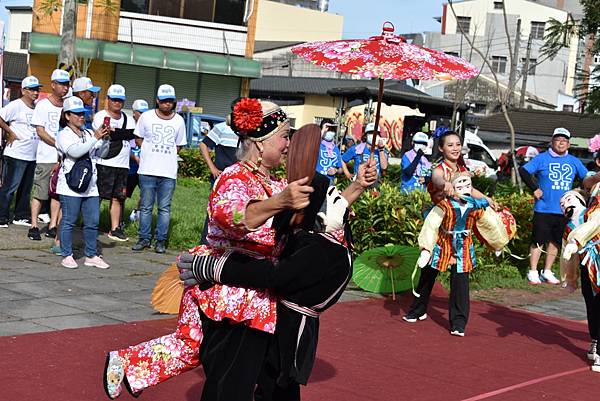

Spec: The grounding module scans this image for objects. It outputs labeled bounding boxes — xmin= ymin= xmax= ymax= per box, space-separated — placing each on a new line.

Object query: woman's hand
xmin=356 ymin=160 xmax=378 ymax=188
xmin=443 ymin=181 xmax=455 ymax=198
xmin=94 ymin=126 xmax=109 ymax=140
xmin=279 ymin=177 xmax=314 ymax=210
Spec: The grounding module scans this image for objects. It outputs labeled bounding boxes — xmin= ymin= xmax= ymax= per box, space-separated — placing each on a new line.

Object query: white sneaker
xmin=61 ymin=255 xmax=78 ymax=269
xmin=38 ymin=214 xmax=51 ymax=224
xmin=592 ymin=354 xmax=600 ymax=373
xmin=588 ymin=340 xmax=598 ymax=361
xmin=540 ymin=270 xmax=560 ymax=285
xmin=527 ymin=270 xmax=542 ymax=285
xmin=85 ymin=256 xmax=110 ymax=269
xmin=12 ymin=218 xmax=31 ymax=227
xmin=129 ymin=209 xmax=139 ymax=222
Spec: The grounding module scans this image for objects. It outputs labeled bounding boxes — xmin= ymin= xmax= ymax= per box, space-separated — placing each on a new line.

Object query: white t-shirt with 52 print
xmin=0 ymin=98 xmax=38 ymax=161
xmin=92 ymin=110 xmax=136 ymax=169
xmin=134 ymin=110 xmax=187 ymax=180
xmin=31 ymin=98 xmax=62 ymax=164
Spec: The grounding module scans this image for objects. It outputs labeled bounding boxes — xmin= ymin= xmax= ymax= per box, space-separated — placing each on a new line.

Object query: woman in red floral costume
xmin=103 ymin=99 xmax=313 ymax=399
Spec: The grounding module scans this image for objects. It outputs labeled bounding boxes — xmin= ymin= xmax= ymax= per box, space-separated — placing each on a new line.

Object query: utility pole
xmin=507 ymin=18 xmax=521 ymax=107
xmin=59 ymin=0 xmax=77 ymax=68
xmin=519 ymin=33 xmax=533 ymax=108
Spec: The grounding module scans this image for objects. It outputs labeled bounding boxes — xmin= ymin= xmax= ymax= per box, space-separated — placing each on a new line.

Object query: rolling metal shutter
xmin=197 ymin=74 xmax=242 ymax=117
xmin=114 ymin=64 xmax=158 ymax=109
xmin=158 ymin=69 xmax=200 ymax=105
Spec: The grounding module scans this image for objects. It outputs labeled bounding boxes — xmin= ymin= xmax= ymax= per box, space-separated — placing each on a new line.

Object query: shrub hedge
xmin=179 ymin=148 xmax=535 ymax=289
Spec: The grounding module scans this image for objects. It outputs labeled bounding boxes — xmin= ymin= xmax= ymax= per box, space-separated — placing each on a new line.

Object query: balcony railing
xmin=117 ymin=12 xmax=248 ymax=56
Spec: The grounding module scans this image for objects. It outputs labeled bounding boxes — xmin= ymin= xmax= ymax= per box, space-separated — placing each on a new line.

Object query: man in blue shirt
xmin=315 ymin=119 xmax=343 ymax=183
xmin=519 ymin=127 xmax=588 ymax=285
xmin=400 ymin=131 xmax=431 ymax=192
xmin=342 ymin=122 xmax=388 ymax=180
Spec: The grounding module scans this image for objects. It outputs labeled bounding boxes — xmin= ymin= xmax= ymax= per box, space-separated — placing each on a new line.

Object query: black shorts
xmin=96 ymin=164 xmax=128 ymax=201
xmin=126 ymin=173 xmax=139 ymax=198
xmin=532 ymin=212 xmax=566 ymax=247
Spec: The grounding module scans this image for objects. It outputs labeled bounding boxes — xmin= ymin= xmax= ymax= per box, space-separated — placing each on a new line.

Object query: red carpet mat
xmin=1 ymin=285 xmax=597 ymax=401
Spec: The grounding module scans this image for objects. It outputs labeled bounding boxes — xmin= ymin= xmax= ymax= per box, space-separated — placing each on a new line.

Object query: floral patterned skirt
xmin=114 ymin=286 xmax=203 ymax=394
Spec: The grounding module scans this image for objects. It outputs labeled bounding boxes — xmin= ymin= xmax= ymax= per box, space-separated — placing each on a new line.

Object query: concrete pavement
xmin=0 ymin=222 xmax=380 ymax=336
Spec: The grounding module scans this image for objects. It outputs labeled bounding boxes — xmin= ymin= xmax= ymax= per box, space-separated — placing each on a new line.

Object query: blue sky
xmin=0 ymin=0 xmax=445 ymax=39
xmin=329 ymin=0 xmax=445 ymax=38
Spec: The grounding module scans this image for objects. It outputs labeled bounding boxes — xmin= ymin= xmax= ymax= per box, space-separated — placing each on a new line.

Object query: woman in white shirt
xmin=55 ymin=96 xmax=109 ymax=269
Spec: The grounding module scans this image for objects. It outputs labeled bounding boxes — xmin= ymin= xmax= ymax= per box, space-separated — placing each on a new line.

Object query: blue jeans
xmin=59 ymin=195 xmax=100 ymax=257
xmin=0 ymin=156 xmax=36 ymax=221
xmin=138 ymin=174 xmax=176 ymax=242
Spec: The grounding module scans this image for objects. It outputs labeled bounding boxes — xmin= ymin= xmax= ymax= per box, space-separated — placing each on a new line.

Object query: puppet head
xmin=452 ymin=172 xmax=473 ymax=198
xmin=560 ymin=190 xmax=586 ymax=220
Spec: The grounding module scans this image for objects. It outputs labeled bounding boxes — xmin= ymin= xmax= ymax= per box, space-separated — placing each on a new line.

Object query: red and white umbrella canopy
xmin=291 ymin=22 xmax=480 ymax=81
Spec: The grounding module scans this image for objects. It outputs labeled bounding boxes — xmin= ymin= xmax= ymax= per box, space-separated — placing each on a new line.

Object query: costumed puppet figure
xmin=559 ymin=190 xmax=587 ymax=291
xmin=562 ymin=183 xmax=600 ymax=372
xmin=416 ymin=172 xmax=509 ymax=336
xmin=179 ymin=180 xmax=353 ymax=400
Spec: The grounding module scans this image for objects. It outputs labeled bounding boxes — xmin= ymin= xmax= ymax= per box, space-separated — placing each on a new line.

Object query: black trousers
xmin=255 ymin=356 xmax=301 ymax=401
xmin=199 ymin=312 xmax=271 ymax=401
xmin=408 ymin=265 xmax=470 ymax=331
xmin=580 ymin=267 xmax=600 ymax=341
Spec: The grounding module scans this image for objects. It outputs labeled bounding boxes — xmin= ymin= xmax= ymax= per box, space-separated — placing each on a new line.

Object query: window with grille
xmin=530 ymin=22 xmax=546 ymax=40
xmin=491 ymin=56 xmax=507 ymax=74
xmin=562 ymin=105 xmax=574 ymax=112
xmin=20 ymin=32 xmax=30 ymax=50
xmin=493 ymin=1 xmax=503 ymax=10
xmin=456 ymin=16 xmax=471 ymax=34
xmin=520 ymin=58 xmax=537 ymax=75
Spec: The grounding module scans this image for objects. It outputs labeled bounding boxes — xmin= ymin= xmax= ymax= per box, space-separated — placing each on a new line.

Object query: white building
xmin=5 ymin=6 xmax=32 ymax=55
xmin=422 ymin=0 xmax=579 ymax=109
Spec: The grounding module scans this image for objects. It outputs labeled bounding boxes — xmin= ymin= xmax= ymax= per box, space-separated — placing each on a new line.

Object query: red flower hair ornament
xmin=233 ymin=98 xmax=263 ymax=133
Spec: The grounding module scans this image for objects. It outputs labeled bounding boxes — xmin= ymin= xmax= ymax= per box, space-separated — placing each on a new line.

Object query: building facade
xmin=27 ymin=0 xmax=260 ymax=115
xmin=422 ymin=0 xmax=579 ymax=109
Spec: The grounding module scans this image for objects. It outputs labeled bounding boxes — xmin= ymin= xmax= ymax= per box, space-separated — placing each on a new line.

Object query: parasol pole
xmin=389 ymin=267 xmax=396 ymax=301
xmin=369 ymin=78 xmax=385 ymax=157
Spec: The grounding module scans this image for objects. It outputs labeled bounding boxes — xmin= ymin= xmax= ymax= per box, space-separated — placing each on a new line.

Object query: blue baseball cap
xmin=157 ymin=84 xmax=176 ymax=100
xmin=63 ymin=96 xmax=87 ymax=113
xmin=22 ymin=76 xmax=43 ymax=89
xmin=51 ymin=69 xmax=71 ymax=83
xmin=107 ymin=84 xmax=126 ymax=100
xmin=72 ymin=77 xmax=101 ymax=93
xmin=132 ymin=99 xmax=149 ymax=112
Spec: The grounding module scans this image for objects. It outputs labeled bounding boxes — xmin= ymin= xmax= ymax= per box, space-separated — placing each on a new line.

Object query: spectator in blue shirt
xmin=315 ymin=118 xmax=343 ymax=183
xmin=519 ymin=127 xmax=588 ymax=285
xmin=342 ymin=122 xmax=389 ymax=180
xmin=400 ymin=131 xmax=431 ymax=192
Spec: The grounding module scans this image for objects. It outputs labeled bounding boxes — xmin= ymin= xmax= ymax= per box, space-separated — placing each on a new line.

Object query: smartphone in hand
xmin=103 ymin=116 xmax=111 ymax=128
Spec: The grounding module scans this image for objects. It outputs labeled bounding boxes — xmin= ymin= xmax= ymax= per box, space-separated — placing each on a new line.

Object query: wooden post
xmin=241 ymin=0 xmax=260 ymax=97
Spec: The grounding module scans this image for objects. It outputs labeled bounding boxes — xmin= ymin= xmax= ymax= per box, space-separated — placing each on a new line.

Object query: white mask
xmin=366 ymin=134 xmax=373 ymax=145
xmin=414 ymin=143 xmax=427 ymax=152
xmin=560 ymin=191 xmax=586 ymax=220
xmin=323 ymin=131 xmax=335 ymax=142
xmin=317 ymin=186 xmax=349 ymax=233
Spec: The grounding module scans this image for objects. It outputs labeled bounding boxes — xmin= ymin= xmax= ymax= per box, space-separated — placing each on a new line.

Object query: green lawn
xmin=99 ymin=177 xmax=211 ymax=250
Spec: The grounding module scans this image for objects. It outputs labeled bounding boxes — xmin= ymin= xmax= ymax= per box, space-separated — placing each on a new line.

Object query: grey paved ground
xmin=520 ymin=292 xmax=588 ymax=321
xmin=0 ymin=222 xmax=381 ymax=336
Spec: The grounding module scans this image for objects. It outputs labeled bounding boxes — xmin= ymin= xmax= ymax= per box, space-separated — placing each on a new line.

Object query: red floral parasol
xmin=292 ymin=22 xmax=479 ymax=152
